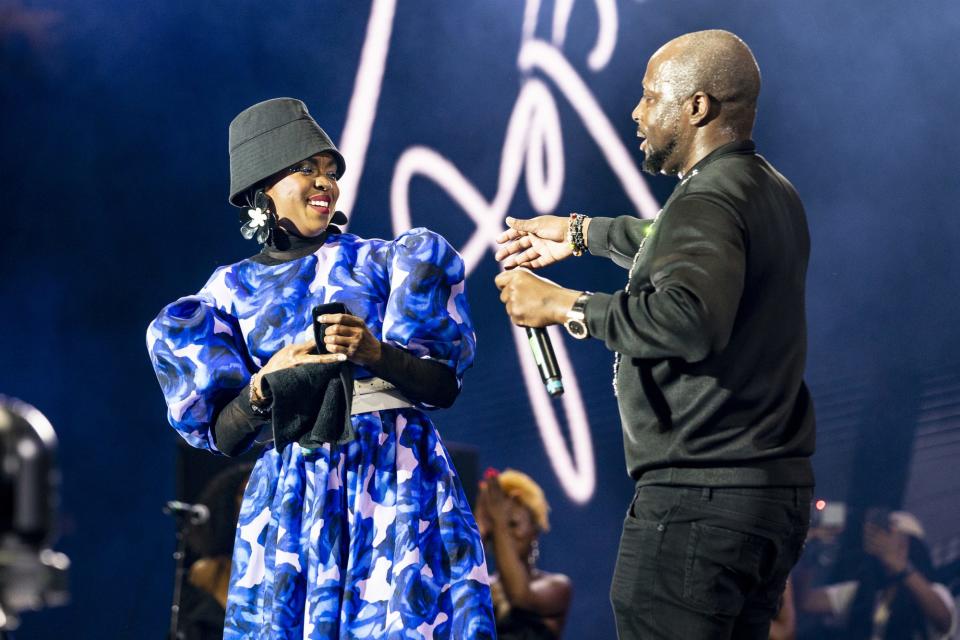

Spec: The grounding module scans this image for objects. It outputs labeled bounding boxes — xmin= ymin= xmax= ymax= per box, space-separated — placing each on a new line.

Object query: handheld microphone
xmin=526 ymin=327 xmax=564 ymax=397
xmin=163 ymin=500 xmax=210 ymax=525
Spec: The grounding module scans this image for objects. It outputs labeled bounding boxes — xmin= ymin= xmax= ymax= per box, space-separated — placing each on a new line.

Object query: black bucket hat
xmin=228 ymin=98 xmax=346 ymax=207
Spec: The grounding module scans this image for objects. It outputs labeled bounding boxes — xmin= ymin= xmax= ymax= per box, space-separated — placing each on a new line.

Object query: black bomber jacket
xmin=584 ymin=141 xmax=816 ymax=487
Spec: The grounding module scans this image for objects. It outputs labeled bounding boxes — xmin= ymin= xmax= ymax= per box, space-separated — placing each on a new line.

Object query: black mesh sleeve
xmin=212 ymin=384 xmax=270 ymax=457
xmin=213 ymin=343 xmax=457 ymax=454
xmin=367 ymin=343 xmax=460 ymax=409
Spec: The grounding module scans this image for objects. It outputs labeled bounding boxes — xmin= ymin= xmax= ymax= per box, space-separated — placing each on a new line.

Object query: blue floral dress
xmin=147 ymin=228 xmax=495 ymax=639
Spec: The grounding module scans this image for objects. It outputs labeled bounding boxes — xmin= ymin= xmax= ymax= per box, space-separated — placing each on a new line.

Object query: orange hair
xmin=497 ymin=469 xmax=550 ymax=532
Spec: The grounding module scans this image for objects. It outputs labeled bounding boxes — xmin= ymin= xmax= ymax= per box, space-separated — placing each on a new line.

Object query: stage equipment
xmin=163 ymin=495 xmax=216 ymax=640
xmin=0 ymin=396 xmax=70 ymax=633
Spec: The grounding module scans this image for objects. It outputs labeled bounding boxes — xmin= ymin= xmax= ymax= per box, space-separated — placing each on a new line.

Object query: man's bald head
xmin=651 ymin=30 xmax=761 ymax=137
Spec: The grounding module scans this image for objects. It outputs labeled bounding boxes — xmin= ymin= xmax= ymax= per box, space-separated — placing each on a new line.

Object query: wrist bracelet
xmin=249 ymin=374 xmax=271 ymax=416
xmin=568 ymin=213 xmax=587 ymax=257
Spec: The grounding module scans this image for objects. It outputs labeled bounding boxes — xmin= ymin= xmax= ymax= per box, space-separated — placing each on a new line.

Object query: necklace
xmin=611 ymin=169 xmax=699 ymax=395
xmin=612 ymin=213 xmax=658 ymax=395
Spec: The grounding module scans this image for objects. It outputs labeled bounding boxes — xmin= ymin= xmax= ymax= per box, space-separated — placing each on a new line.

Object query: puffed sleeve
xmin=146 ymin=294 xmax=255 ymax=452
xmin=381 ymin=227 xmax=476 ymax=386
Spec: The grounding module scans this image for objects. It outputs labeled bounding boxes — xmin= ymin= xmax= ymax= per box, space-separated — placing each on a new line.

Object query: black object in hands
xmin=526 ymin=327 xmax=564 ymax=397
xmin=313 ymin=302 xmax=349 ymax=354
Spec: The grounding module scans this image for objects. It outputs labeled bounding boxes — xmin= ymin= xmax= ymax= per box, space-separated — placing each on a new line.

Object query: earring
xmin=240 ymin=190 xmax=277 ymax=245
xmin=528 ymin=539 xmax=540 ymax=568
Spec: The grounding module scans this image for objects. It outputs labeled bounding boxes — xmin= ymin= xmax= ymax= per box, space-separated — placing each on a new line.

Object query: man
xmin=494 ymin=30 xmax=815 ymax=639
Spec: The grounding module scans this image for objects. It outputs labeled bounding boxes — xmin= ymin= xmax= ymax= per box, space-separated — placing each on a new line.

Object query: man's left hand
xmin=494 ymin=268 xmax=580 ymax=328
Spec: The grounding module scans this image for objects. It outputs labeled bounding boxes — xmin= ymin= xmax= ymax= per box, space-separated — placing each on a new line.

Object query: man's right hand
xmin=495 ymin=215 xmax=584 ymax=269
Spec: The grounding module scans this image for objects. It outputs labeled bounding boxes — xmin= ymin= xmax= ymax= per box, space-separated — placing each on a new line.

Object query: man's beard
xmin=641 ymin=134 xmax=678 ymax=175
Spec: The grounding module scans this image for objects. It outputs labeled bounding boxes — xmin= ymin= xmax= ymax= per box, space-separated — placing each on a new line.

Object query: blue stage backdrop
xmin=2 ymin=1 xmax=960 ymax=637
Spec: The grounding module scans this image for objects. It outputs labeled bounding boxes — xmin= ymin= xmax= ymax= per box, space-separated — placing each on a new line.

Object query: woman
xmin=475 ymin=469 xmax=572 ymax=639
xmin=147 ymin=98 xmax=494 ymax=639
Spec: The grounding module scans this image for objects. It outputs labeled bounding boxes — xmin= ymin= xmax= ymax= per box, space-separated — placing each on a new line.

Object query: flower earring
xmin=240 ymin=189 xmax=277 ymax=245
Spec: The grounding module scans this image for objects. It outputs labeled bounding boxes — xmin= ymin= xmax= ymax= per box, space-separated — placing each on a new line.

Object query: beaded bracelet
xmin=568 ymin=213 xmax=587 ymax=257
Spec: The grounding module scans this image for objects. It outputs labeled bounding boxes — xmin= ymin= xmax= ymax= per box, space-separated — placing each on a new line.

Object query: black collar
xmin=683 ymin=140 xmax=756 ymax=178
xmin=251 ymin=225 xmax=342 ymax=266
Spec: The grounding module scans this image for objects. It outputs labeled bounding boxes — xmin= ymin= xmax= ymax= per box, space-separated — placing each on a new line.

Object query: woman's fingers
xmin=260 ymin=316 xmax=370 ymax=371
xmin=260 ymin=338 xmax=352 ymax=375
xmin=290 ymin=340 xmax=319 ymax=354
xmin=323 ymin=334 xmax=357 ymax=349
xmin=324 ymin=323 xmax=364 ymax=338
xmin=318 ymin=313 xmax=364 ymax=328
xmin=323 ymin=333 xmax=365 ymax=360
xmin=297 ymin=353 xmax=348 ymax=365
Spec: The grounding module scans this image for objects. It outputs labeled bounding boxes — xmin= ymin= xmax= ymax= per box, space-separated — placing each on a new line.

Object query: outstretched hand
xmin=494 ymin=215 xmax=576 ymax=269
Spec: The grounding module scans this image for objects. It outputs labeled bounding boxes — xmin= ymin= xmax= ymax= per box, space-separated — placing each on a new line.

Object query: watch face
xmin=564 ymin=319 xmax=588 ymax=339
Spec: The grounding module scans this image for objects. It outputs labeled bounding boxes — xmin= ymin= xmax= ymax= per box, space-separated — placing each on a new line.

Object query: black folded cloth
xmin=261 ymin=362 xmax=355 ymax=451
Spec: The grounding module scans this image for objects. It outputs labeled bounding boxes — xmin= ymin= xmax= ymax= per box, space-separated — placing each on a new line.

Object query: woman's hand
xmin=477 ymin=478 xmax=511 ymax=530
xmin=318 ymin=313 xmax=382 ymax=367
xmin=251 ymin=340 xmax=347 ymax=400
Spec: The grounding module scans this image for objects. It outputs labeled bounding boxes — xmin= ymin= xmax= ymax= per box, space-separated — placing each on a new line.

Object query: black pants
xmin=610 ymin=484 xmax=811 ymax=640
